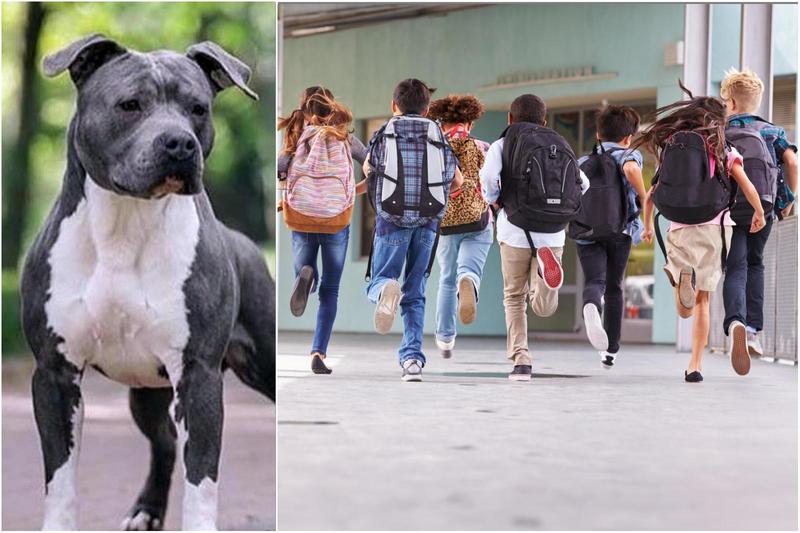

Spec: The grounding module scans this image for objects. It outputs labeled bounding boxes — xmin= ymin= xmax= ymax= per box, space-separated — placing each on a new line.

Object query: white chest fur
xmin=45 ymin=179 xmax=200 ymax=387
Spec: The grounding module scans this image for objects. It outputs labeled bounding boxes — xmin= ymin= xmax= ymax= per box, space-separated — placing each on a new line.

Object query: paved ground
xmin=277 ymin=332 xmax=797 ymax=531
xmin=2 ymin=357 xmax=275 ymax=531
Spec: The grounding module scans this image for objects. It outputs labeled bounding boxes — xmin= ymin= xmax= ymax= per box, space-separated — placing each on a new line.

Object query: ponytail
xmin=278 ymin=86 xmax=353 ymax=156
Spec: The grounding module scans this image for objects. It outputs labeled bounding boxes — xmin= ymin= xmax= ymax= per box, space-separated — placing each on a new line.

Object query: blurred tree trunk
xmin=2 ymin=3 xmax=47 ymax=270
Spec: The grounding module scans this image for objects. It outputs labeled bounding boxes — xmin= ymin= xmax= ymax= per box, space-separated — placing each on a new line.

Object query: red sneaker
xmin=537 ymin=247 xmax=563 ymax=290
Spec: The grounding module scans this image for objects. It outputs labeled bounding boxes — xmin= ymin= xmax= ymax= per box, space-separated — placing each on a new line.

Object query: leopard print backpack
xmin=440 ymin=136 xmax=490 ymax=235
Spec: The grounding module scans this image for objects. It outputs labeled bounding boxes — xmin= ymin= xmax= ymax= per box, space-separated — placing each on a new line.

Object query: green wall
xmin=278 ymin=3 xmax=688 ymax=340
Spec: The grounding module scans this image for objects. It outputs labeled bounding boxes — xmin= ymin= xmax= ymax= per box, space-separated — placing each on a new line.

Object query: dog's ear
xmin=186 ymin=41 xmax=259 ymax=101
xmin=43 ymin=34 xmax=127 ymax=86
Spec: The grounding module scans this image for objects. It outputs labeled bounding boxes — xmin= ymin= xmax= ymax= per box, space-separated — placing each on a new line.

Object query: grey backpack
xmin=725 ymin=120 xmax=779 ymax=224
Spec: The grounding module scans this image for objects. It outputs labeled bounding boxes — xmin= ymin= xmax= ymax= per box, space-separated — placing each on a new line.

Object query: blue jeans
xmin=435 ymin=224 xmax=494 ymax=343
xmin=366 ymin=225 xmax=436 ymax=366
xmin=292 ymin=227 xmax=349 ymax=355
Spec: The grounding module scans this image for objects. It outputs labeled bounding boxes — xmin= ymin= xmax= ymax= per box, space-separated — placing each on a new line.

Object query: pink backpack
xmin=282 ymin=126 xmax=355 ymax=233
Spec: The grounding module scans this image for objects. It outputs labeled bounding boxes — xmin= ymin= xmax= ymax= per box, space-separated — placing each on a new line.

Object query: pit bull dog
xmin=20 ymin=34 xmax=276 ymax=530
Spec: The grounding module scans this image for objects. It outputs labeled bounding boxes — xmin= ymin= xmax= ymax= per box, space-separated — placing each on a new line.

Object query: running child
xmin=719 ymin=68 xmax=798 ymax=361
xmin=572 ymin=105 xmax=647 ymax=368
xmin=278 ymin=86 xmax=367 ymax=374
xmin=362 ymin=79 xmax=463 ymax=382
xmin=480 ymin=94 xmax=590 ymax=381
xmin=638 ymin=82 xmax=766 ymax=382
xmin=427 ymin=94 xmax=493 ymax=359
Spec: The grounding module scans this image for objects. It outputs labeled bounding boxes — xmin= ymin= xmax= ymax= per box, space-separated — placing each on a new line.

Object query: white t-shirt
xmin=479 ymin=137 xmax=590 ymax=249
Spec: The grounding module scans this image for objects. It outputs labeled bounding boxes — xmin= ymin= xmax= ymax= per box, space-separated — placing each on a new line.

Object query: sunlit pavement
xmin=277 ymin=331 xmax=797 ymax=531
xmin=2 ymin=357 xmax=275 ymax=531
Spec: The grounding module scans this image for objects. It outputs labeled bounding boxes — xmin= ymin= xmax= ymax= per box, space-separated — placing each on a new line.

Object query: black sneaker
xmin=290 ymin=265 xmax=315 ymax=317
xmin=311 ymin=353 xmax=332 ymax=375
xmin=508 ymin=364 xmax=532 ymax=381
xmin=685 ymin=370 xmax=703 ymax=382
xmin=600 ymin=351 xmax=615 ymax=368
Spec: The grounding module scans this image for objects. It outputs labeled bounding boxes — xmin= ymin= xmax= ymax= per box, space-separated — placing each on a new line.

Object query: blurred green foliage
xmin=2 ymin=2 xmax=276 ymax=356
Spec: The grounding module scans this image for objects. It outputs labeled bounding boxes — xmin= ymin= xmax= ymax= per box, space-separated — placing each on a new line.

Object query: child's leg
xmin=434 ymin=234 xmax=461 ymax=345
xmin=366 ymin=228 xmax=411 ymax=304
xmin=455 ymin=225 xmax=494 ymax=323
xmin=311 ymin=227 xmax=350 ymax=356
xmin=688 ymin=290 xmax=711 ymax=372
xmin=530 ymin=247 xmax=563 ymax=317
xmin=744 ymin=217 xmax=773 ymax=332
xmin=397 ymin=227 xmax=437 ymax=366
xmin=576 ymin=242 xmax=607 ymax=311
xmin=722 ymin=226 xmax=748 ymax=335
xmin=290 ymin=231 xmax=320 ymax=317
xmin=603 ymin=237 xmax=632 ymax=354
xmin=499 ymin=243 xmax=533 ymax=366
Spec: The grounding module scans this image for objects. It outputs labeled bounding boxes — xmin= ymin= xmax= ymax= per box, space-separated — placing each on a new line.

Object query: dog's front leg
xmin=32 ymin=356 xmax=84 ymax=530
xmin=166 ymin=357 xmax=223 ymax=531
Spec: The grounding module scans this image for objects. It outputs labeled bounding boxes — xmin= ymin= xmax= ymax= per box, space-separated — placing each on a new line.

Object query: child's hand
xmin=641 ymin=228 xmax=654 ymax=244
xmin=750 ymin=210 xmax=766 ymax=233
xmin=781 ymin=201 xmax=794 ymax=218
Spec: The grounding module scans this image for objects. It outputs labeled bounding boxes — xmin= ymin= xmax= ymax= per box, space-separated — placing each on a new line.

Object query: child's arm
xmin=622 ymin=160 xmax=647 ymax=206
xmin=479 ymin=140 xmax=503 ymax=204
xmin=355 ymin=179 xmax=368 ymax=196
xmin=641 ymin=188 xmax=655 ymax=243
xmin=451 ymin=166 xmax=464 ymax=191
xmin=782 ymin=149 xmax=798 ymax=217
xmin=730 ymin=162 xmax=766 ymax=232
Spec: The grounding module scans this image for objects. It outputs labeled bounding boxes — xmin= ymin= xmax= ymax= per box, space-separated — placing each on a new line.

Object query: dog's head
xmin=44 ymin=34 xmax=258 ymax=199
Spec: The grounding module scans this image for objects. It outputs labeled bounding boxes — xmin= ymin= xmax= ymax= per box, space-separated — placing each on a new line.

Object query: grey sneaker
xmin=374 ymin=280 xmax=402 ymax=334
xmin=435 ymin=337 xmax=454 ymax=359
xmin=401 ymin=359 xmax=423 ymax=382
xmin=508 ymin=364 xmax=532 ymax=381
xmin=583 ymin=303 xmax=609 ymax=352
xmin=729 ymin=320 xmax=751 ymax=376
xmin=747 ymin=331 xmax=764 ymax=356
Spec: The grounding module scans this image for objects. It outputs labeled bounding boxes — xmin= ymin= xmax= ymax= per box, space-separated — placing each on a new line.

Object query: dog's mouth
xmin=151 ymin=175 xmax=186 ymax=198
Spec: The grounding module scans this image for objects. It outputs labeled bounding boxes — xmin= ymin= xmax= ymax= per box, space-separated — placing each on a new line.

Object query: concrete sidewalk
xmin=277 ymin=332 xmax=797 ymax=531
xmin=2 ymin=358 xmax=275 ymax=531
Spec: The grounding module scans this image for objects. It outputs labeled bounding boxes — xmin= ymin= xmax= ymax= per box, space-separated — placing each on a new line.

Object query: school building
xmin=276 ymin=3 xmax=798 ymax=357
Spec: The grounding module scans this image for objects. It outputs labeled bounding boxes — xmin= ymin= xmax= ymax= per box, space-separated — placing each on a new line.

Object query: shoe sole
xmin=678 ymin=270 xmax=696 ymax=310
xmin=601 ymin=360 xmax=614 ymax=369
xmin=458 ymin=277 xmax=477 ymax=324
xmin=537 ymin=247 xmax=563 ymax=290
xmin=402 ymin=374 xmax=422 ymax=382
xmin=311 ymin=355 xmax=332 ymax=375
xmin=508 ymin=374 xmax=532 ymax=381
xmin=583 ymin=304 xmax=609 ymax=352
xmin=290 ymin=266 xmax=314 ymax=317
xmin=374 ymin=281 xmax=401 ymax=334
xmin=730 ymin=323 xmax=751 ymax=376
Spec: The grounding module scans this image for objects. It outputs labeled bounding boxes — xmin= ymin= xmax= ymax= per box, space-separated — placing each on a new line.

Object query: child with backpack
xmin=278 ymin=86 xmax=368 ymax=375
xmin=361 ymin=79 xmax=462 ymax=382
xmin=570 ymin=105 xmax=647 ymax=368
xmin=479 ymin=94 xmax=590 ymax=381
xmin=719 ymin=69 xmax=798 ymax=362
xmin=638 ymin=82 xmax=766 ymax=382
xmin=427 ymin=94 xmax=492 ymax=359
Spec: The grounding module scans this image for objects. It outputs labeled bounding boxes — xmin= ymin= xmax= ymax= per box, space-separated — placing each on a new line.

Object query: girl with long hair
xmin=278 ymin=87 xmax=367 ymax=374
xmin=637 ymin=83 xmax=766 ymax=382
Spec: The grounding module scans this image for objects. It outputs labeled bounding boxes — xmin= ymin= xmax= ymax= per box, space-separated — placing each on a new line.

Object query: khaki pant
xmin=499 ymin=243 xmax=562 ymax=365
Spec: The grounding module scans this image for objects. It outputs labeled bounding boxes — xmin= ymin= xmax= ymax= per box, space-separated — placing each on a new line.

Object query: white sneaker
xmin=600 ymin=351 xmax=616 ymax=368
xmin=583 ymin=303 xmax=609 ymax=352
xmin=729 ymin=320 xmax=750 ymax=376
xmin=401 ymin=359 xmax=423 ymax=382
xmin=435 ymin=337 xmax=455 ymax=359
xmin=374 ymin=280 xmax=401 ymax=334
xmin=747 ymin=331 xmax=764 ymax=357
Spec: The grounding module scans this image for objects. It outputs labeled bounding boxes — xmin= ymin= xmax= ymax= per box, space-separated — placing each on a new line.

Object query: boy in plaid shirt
xmin=362 ymin=79 xmax=463 ymax=381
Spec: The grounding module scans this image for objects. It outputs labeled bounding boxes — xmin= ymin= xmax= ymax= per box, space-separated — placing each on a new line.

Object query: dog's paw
xmin=121 ymin=509 xmax=163 ymax=531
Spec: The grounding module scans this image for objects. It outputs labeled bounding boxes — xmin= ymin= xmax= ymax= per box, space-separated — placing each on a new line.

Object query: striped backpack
xmin=282 ymin=126 xmax=355 ymax=234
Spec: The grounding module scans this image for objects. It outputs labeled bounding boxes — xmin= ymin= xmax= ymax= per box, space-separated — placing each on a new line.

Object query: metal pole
xmin=740 ymin=4 xmax=774 ymax=120
xmin=682 ymin=3 xmax=712 ymax=97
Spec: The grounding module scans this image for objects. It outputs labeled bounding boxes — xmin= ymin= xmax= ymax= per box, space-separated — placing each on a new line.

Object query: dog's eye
xmin=192 ymin=104 xmax=208 ymax=117
xmin=119 ymin=99 xmax=141 ymax=112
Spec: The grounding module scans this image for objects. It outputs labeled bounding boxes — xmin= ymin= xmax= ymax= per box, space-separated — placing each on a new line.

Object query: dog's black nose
xmin=156 ymin=132 xmax=197 ymax=161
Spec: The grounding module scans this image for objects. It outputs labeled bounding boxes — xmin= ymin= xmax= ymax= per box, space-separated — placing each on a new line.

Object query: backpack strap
xmin=654 ymin=212 xmax=667 ymax=261
xmin=426 ymin=120 xmax=445 ymax=185
xmin=525 ymin=230 xmax=535 ymax=251
xmin=425 ymin=229 xmax=440 ymax=278
xmin=364 ymin=224 xmax=377 ymax=282
xmin=719 ymin=210 xmax=728 ymax=273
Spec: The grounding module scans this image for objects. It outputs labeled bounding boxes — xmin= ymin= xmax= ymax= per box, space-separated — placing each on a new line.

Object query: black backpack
xmin=499 ymin=122 xmax=582 ymax=241
xmin=651 ymin=131 xmax=733 ymax=224
xmin=651 ymin=130 xmax=734 ymax=272
xmin=568 ymin=144 xmax=630 ymax=241
xmin=725 ymin=118 xmax=778 ymax=225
